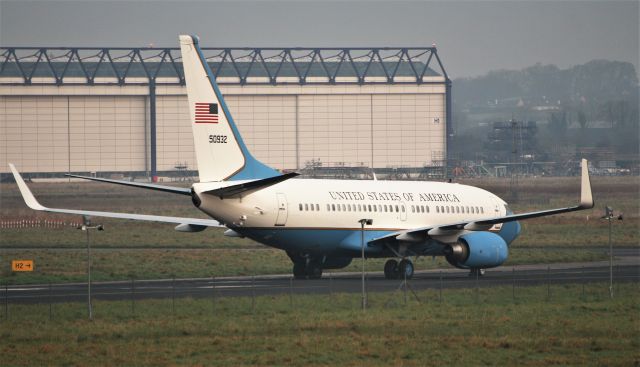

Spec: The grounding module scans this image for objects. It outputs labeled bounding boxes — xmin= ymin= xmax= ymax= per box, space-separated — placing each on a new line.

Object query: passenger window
xmin=411 ymin=205 xmax=415 ymax=213
xmin=316 ymin=204 xmax=320 ymax=211
xmin=456 ymin=206 xmax=459 ymax=213
xmin=426 ymin=206 xmax=430 ymax=213
xmin=299 ymin=203 xmax=303 ymax=211
xmin=347 ymin=204 xmax=351 ymax=211
xmin=436 ymin=206 xmax=439 ymax=213
xmin=310 ymin=204 xmax=314 ymax=211
xmin=368 ymin=205 xmax=372 ymax=212
xmin=395 ymin=205 xmax=399 ymax=212
xmin=446 ymin=206 xmax=450 ymax=213
xmin=481 ymin=207 xmax=484 ymax=214
xmin=384 ymin=205 xmax=388 ymax=212
xmin=304 ymin=204 xmax=308 ymax=211
xmin=332 ymin=204 xmax=336 ymax=211
xmin=401 ymin=205 xmax=405 ymax=212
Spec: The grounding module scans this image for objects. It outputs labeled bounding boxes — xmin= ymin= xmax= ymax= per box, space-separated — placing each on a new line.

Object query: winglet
xmin=580 ymin=158 xmax=594 ymax=209
xmin=8 ymin=163 xmax=46 ymax=211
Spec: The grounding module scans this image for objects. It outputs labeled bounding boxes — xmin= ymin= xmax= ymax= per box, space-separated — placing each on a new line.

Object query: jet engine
xmin=444 ymin=232 xmax=508 ymax=269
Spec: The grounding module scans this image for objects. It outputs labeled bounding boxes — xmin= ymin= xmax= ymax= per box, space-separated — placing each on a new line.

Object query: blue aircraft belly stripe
xmin=235 ymin=228 xmax=394 ymax=255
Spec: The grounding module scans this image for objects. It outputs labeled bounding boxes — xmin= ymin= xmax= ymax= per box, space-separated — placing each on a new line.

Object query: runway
xmin=3 ymin=255 xmax=638 ymax=304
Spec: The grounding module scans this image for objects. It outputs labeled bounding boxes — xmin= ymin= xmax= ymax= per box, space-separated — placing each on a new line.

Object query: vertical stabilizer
xmin=179 ymin=35 xmax=280 ymax=182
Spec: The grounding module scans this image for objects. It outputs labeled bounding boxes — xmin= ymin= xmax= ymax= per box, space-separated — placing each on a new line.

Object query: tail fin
xmin=179 ymin=35 xmax=280 ymax=182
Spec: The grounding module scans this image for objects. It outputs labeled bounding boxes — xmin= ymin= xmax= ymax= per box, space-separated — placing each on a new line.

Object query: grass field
xmin=1 ymin=176 xmax=637 ymax=283
xmin=1 ymin=282 xmax=638 ymax=366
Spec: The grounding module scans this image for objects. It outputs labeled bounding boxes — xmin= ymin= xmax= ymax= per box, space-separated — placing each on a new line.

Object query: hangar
xmin=0 ymin=45 xmax=450 ymax=179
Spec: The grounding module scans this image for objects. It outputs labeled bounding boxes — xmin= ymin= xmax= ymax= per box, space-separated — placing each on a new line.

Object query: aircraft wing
xmin=9 ymin=164 xmax=223 ymax=228
xmin=370 ymin=158 xmax=594 ymax=244
xmin=65 ymin=174 xmax=191 ymax=196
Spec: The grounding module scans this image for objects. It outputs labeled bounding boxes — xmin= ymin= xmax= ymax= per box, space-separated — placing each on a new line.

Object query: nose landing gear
xmin=292 ymin=259 xmax=323 ymax=280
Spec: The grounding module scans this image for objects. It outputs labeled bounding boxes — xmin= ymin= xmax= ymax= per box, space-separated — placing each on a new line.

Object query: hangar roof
xmin=0 ymin=47 xmax=448 ymax=85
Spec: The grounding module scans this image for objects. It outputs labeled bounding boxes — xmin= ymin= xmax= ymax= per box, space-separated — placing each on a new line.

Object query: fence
xmin=1 ymin=264 xmax=637 ymax=321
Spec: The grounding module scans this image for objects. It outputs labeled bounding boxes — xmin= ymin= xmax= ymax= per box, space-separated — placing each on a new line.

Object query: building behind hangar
xmin=0 ymin=46 xmax=450 ymax=179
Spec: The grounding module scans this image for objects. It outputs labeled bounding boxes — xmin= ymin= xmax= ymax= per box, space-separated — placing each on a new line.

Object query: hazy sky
xmin=1 ymin=0 xmax=638 ymax=78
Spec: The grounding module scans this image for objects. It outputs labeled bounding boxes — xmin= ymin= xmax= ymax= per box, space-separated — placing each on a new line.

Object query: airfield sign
xmin=11 ymin=260 xmax=34 ymax=272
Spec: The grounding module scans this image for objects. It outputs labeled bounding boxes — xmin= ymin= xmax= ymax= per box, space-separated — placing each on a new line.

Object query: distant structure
xmin=0 ymin=46 xmax=451 ymax=180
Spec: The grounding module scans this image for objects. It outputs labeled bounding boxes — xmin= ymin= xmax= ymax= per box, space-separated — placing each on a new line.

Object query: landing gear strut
xmin=469 ymin=268 xmax=485 ymax=277
xmin=290 ymin=254 xmax=323 ymax=280
xmin=384 ymin=259 xmax=414 ymax=280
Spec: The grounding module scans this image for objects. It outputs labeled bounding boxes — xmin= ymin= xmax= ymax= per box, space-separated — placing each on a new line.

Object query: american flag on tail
xmin=195 ymin=102 xmax=219 ymax=123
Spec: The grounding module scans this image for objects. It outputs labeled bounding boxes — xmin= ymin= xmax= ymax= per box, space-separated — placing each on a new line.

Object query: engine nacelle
xmin=444 ymin=232 xmax=508 ymax=269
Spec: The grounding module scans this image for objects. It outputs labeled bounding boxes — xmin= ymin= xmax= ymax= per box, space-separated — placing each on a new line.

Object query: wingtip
xmin=8 ymin=163 xmax=46 ymax=211
xmin=580 ymin=158 xmax=594 ymax=209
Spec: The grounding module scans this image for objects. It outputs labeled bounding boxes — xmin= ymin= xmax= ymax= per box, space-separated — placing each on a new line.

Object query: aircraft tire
xmin=293 ymin=262 xmax=306 ymax=279
xmin=306 ymin=264 xmax=323 ymax=280
xmin=398 ymin=259 xmax=414 ymax=280
xmin=384 ymin=259 xmax=399 ymax=280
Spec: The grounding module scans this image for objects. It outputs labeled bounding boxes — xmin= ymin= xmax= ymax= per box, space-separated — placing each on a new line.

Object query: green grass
xmin=0 ymin=283 xmax=638 ymax=366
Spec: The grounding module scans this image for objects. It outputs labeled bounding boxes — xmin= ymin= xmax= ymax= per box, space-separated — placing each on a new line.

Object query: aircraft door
xmin=275 ymin=193 xmax=288 ymax=226
xmin=490 ymin=197 xmax=503 ymax=231
xmin=399 ymin=201 xmax=407 ymax=221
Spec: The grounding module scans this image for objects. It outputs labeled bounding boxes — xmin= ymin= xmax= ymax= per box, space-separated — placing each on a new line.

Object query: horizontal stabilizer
xmin=65 ymin=174 xmax=191 ymax=196
xmin=9 ymin=164 xmax=222 ymax=228
xmin=204 ymin=172 xmax=299 ymax=199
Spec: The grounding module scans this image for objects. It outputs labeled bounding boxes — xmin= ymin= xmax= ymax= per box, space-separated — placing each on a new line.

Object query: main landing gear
xmin=292 ymin=261 xmax=323 ymax=280
xmin=384 ymin=259 xmax=414 ymax=280
xmin=469 ymin=268 xmax=486 ymax=277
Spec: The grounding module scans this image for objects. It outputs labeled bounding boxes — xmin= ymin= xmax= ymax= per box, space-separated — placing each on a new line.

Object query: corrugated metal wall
xmin=0 ymin=85 xmax=446 ymax=174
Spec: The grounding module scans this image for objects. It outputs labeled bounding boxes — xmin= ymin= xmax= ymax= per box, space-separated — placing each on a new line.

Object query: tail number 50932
xmin=209 ymin=135 xmax=227 ymax=144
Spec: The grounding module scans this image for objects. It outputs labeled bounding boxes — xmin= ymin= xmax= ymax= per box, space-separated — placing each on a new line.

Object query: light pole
xmin=601 ymin=206 xmax=623 ymax=299
xmin=77 ymin=215 xmax=103 ymax=320
xmin=358 ymin=219 xmax=373 ymax=311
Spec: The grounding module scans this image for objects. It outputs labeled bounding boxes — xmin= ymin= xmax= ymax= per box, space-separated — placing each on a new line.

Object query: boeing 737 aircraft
xmin=10 ymin=35 xmax=595 ymax=280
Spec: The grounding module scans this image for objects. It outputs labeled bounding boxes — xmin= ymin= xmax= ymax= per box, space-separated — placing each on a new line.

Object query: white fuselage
xmin=193 ymin=179 xmax=507 ymax=233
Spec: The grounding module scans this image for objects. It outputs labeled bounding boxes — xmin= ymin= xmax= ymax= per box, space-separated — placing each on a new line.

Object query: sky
xmin=0 ymin=0 xmax=638 ymax=78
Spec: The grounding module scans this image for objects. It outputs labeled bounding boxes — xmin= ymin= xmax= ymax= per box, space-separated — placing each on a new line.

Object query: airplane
xmin=9 ymin=35 xmax=595 ymax=280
